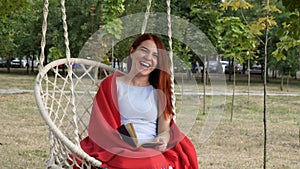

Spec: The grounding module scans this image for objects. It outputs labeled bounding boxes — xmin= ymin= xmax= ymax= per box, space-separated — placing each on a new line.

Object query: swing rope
xmin=61 ymin=0 xmax=71 ymax=61
xmin=141 ymin=0 xmax=152 ymax=34
xmin=38 ymin=0 xmax=106 ymax=167
xmin=39 ymin=0 xmax=48 ymax=69
xmin=39 ymin=0 xmax=71 ymax=65
xmin=166 ymin=0 xmax=176 ymax=115
xmin=141 ymin=0 xmax=176 ymax=114
xmin=60 ymin=0 xmax=80 ymax=147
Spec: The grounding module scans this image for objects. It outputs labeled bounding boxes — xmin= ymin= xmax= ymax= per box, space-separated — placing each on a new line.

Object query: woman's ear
xmin=129 ymin=47 xmax=134 ymax=56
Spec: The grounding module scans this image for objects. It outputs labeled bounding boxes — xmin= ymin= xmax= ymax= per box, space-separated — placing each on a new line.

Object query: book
xmin=117 ymin=123 xmax=163 ymax=148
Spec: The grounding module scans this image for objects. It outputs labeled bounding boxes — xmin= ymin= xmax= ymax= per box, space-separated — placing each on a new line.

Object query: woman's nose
xmin=144 ymin=53 xmax=154 ymax=60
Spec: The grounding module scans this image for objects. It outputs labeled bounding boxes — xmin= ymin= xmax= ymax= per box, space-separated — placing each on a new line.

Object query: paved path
xmin=0 ymin=89 xmax=34 ymax=94
xmin=176 ymin=92 xmax=300 ymax=96
xmin=1 ymin=88 xmax=300 ymax=96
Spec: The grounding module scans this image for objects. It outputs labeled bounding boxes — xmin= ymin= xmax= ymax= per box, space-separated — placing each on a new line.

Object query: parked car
xmin=0 ymin=58 xmax=8 ymax=67
xmin=205 ymin=61 xmax=223 ymax=73
xmin=0 ymin=61 xmax=7 ymax=67
xmin=220 ymin=61 xmax=229 ymax=73
xmin=190 ymin=61 xmax=199 ymax=73
xmin=248 ymin=64 xmax=262 ymax=74
xmin=174 ymin=58 xmax=188 ymax=73
xmin=10 ymin=58 xmax=26 ymax=68
xmin=10 ymin=56 xmax=39 ymax=68
xmin=25 ymin=56 xmax=40 ymax=68
xmin=174 ymin=65 xmax=188 ymax=73
xmin=224 ymin=61 xmax=242 ymax=74
xmin=235 ymin=63 xmax=243 ymax=73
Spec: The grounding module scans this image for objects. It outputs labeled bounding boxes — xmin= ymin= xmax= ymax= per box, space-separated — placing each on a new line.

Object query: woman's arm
xmin=154 ymin=114 xmax=171 ymax=152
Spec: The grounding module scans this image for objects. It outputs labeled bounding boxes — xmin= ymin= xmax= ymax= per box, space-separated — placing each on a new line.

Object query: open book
xmin=117 ymin=123 xmax=163 ymax=148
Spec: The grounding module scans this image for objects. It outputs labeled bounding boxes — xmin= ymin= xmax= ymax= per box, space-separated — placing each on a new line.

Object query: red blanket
xmin=80 ymin=72 xmax=199 ymax=169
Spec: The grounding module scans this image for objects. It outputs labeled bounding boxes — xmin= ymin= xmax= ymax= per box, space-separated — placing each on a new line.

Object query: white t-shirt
xmin=117 ymin=80 xmax=158 ymax=144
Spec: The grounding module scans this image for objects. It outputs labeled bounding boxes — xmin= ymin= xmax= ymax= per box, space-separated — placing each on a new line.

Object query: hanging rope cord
xmin=40 ymin=0 xmax=80 ymax=144
xmin=39 ymin=0 xmax=71 ymax=66
xmin=39 ymin=0 xmax=48 ymax=69
xmin=60 ymin=0 xmax=80 ymax=145
xmin=61 ymin=0 xmax=71 ymax=61
xmin=39 ymin=0 xmax=103 ymax=167
xmin=166 ymin=0 xmax=176 ymax=115
xmin=141 ymin=0 xmax=152 ymax=35
xmin=141 ymin=0 xmax=176 ymax=115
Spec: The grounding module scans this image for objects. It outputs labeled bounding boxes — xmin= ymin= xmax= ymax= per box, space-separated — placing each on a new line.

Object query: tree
xmin=218 ymin=15 xmax=258 ymax=120
xmin=272 ymin=11 xmax=300 ymax=80
xmin=219 ymin=0 xmax=260 ymax=119
xmin=0 ymin=18 xmax=16 ymax=72
xmin=219 ymin=1 xmax=281 ymax=168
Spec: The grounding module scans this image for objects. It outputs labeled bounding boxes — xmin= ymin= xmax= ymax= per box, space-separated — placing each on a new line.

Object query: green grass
xmin=0 ymin=70 xmax=299 ymax=168
xmin=0 ymin=93 xmax=49 ymax=169
xmin=189 ymin=94 xmax=300 ymax=168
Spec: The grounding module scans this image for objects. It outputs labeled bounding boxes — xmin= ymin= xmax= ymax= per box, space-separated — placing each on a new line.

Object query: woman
xmin=80 ymin=33 xmax=198 ymax=169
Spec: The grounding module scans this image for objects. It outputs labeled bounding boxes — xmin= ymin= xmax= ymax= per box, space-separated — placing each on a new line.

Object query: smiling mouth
xmin=140 ymin=61 xmax=151 ymax=68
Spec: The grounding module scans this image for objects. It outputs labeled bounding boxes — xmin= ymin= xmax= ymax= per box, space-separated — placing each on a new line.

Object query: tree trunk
xmin=6 ymin=59 xmax=10 ymax=73
xmin=286 ymin=76 xmax=289 ymax=92
xmin=263 ymin=0 xmax=270 ymax=168
xmin=203 ymin=56 xmax=207 ymax=115
xmin=228 ymin=58 xmax=233 ymax=81
xmin=26 ymin=56 xmax=29 ymax=74
xmin=248 ymin=55 xmax=251 ymax=102
xmin=31 ymin=51 xmax=35 ymax=72
xmin=280 ymin=76 xmax=284 ymax=91
xmin=230 ymin=63 xmax=236 ymax=121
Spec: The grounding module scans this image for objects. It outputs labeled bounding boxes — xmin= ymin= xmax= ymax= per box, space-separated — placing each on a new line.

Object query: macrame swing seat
xmin=35 ymin=58 xmax=115 ymax=168
xmin=34 ymin=0 xmax=175 ymax=168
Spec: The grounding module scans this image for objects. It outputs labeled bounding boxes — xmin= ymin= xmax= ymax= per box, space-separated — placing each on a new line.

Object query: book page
xmin=139 ymin=141 xmax=164 ymax=148
xmin=118 ymin=123 xmax=163 ymax=148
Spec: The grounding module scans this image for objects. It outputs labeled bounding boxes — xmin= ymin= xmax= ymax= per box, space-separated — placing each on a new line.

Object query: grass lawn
xmin=0 ymin=69 xmax=299 ymax=168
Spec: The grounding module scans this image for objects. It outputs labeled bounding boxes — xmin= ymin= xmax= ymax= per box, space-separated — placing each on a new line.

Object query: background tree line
xmin=0 ymin=0 xmax=299 ymax=79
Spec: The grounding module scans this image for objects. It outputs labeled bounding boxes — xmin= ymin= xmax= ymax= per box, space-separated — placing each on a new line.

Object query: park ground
xmin=0 ymin=68 xmax=299 ymax=169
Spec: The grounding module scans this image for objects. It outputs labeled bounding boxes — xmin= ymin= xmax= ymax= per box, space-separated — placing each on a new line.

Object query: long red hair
xmin=127 ymin=34 xmax=174 ymax=119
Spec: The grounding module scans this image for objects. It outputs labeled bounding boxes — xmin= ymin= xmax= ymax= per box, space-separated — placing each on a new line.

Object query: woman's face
xmin=130 ymin=40 xmax=158 ymax=76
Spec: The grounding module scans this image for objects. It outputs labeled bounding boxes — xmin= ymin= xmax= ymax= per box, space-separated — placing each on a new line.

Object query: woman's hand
xmin=153 ymin=132 xmax=170 ymax=152
xmin=155 ymin=112 xmax=172 ymax=152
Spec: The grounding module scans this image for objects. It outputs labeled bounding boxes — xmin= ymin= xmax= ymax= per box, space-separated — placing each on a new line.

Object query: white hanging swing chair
xmin=34 ymin=0 xmax=176 ymax=168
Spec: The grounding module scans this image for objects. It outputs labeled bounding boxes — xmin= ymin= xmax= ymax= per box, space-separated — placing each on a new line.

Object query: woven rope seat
xmin=34 ymin=58 xmax=115 ymax=168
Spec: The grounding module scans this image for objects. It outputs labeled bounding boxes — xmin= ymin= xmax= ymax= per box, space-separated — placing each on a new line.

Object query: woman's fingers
xmin=153 ymin=137 xmax=167 ymax=152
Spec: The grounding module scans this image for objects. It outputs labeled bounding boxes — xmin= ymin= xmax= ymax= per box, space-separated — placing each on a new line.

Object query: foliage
xmin=170 ymin=0 xmax=224 ymax=65
xmin=272 ymin=11 xmax=300 ymax=77
xmin=219 ymin=0 xmax=294 ymax=79
xmin=48 ymin=47 xmax=63 ymax=61
xmin=282 ymin=0 xmax=300 ymax=12
xmin=99 ymin=0 xmax=125 ymax=40
xmin=276 ymin=48 xmax=299 ymax=77
xmin=0 ymin=0 xmax=35 ymax=59
xmin=272 ymin=12 xmax=300 ymax=60
xmin=0 ymin=0 xmax=29 ymax=17
xmin=190 ymin=1 xmax=222 ymax=48
xmin=220 ymin=0 xmax=253 ymax=11
xmin=219 ymin=3 xmax=259 ymax=65
xmin=0 ymin=17 xmax=17 ymax=58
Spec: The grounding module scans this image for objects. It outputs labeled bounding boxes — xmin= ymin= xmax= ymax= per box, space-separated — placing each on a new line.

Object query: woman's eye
xmin=141 ymin=48 xmax=148 ymax=53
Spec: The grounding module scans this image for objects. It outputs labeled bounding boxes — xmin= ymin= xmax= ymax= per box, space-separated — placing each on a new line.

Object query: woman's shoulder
xmin=99 ymin=71 xmax=124 ymax=87
xmin=100 ymin=74 xmax=113 ymax=85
